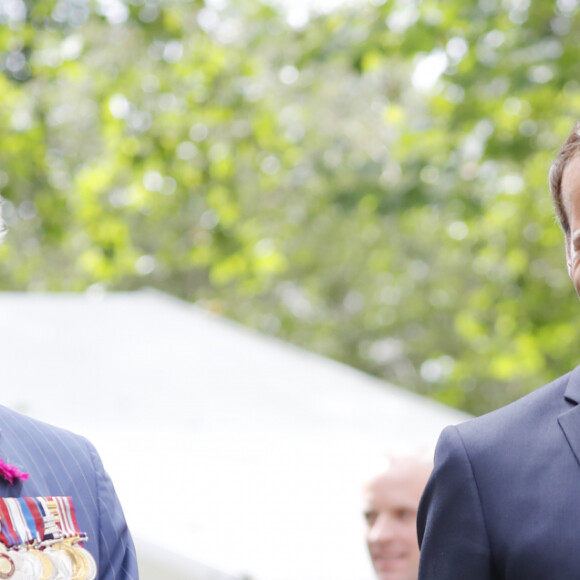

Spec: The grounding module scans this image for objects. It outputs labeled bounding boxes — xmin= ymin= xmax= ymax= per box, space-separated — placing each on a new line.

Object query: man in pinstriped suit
xmin=0 ymin=406 xmax=138 ymax=579
xmin=0 ymin=211 xmax=138 ymax=578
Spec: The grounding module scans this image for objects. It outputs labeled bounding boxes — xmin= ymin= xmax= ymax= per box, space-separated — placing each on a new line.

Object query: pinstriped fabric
xmin=0 ymin=405 xmax=139 ymax=580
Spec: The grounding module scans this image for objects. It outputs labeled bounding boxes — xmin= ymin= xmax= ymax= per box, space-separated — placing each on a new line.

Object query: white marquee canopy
xmin=0 ymin=290 xmax=468 ymax=580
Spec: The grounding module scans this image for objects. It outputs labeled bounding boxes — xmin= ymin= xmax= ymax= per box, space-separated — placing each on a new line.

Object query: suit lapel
xmin=558 ymin=365 xmax=580 ymax=466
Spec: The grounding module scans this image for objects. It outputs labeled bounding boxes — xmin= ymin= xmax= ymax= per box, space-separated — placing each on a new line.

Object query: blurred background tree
xmin=2 ymin=0 xmax=580 ymax=415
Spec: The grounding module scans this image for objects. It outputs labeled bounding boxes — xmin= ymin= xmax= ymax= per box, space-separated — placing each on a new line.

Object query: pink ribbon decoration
xmin=0 ymin=458 xmax=29 ymax=485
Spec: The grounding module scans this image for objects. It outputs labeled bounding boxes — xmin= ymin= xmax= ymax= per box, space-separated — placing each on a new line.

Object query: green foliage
xmin=2 ymin=0 xmax=580 ymax=415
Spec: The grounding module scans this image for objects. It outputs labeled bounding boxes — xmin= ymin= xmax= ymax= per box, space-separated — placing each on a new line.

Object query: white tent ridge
xmin=1 ymin=290 xmax=468 ymax=580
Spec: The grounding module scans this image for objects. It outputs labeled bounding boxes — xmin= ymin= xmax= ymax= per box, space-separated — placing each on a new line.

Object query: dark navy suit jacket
xmin=418 ymin=366 xmax=580 ymax=579
xmin=0 ymin=405 xmax=138 ymax=580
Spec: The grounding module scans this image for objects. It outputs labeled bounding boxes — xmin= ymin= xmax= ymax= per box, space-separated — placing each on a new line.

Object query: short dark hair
xmin=549 ymin=121 xmax=580 ymax=236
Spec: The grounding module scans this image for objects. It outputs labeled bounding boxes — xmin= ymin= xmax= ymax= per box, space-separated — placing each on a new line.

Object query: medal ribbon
xmin=5 ymin=498 xmax=34 ymax=544
xmin=0 ymin=499 xmax=21 ymax=547
xmin=22 ymin=497 xmax=45 ymax=541
xmin=51 ymin=496 xmax=82 ymax=539
xmin=17 ymin=498 xmax=40 ymax=542
xmin=0 ymin=497 xmax=86 ymax=548
xmin=36 ymin=497 xmax=62 ymax=541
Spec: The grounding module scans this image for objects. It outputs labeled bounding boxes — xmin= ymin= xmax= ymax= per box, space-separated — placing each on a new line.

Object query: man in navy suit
xmin=0 ymin=214 xmax=138 ymax=578
xmin=417 ymin=122 xmax=580 ymax=579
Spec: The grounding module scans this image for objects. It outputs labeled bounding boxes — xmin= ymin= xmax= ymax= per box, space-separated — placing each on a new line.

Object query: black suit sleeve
xmin=417 ymin=425 xmax=496 ymax=580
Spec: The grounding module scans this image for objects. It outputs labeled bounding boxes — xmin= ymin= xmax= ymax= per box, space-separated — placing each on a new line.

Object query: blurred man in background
xmin=363 ymin=453 xmax=432 ymax=580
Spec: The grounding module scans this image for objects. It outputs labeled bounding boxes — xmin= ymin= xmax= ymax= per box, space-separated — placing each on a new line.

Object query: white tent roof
xmin=0 ymin=290 xmax=468 ymax=580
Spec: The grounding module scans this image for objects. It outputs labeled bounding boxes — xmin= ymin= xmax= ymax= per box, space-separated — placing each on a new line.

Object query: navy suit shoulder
xmin=0 ymin=405 xmax=139 ymax=580
xmin=418 ymin=369 xmax=580 ymax=580
xmin=0 ymin=404 xmax=96 ymax=468
xmin=456 ymin=371 xmax=570 ymax=443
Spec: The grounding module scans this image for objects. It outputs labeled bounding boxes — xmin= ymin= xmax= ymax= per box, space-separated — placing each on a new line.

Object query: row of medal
xmin=0 ymin=497 xmax=97 ymax=580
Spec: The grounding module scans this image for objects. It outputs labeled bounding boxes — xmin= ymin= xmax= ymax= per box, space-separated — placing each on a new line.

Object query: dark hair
xmin=549 ymin=121 xmax=580 ymax=236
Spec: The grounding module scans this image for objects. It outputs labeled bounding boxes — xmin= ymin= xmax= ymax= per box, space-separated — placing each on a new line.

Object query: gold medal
xmin=52 ymin=544 xmax=88 ymax=580
xmin=71 ymin=548 xmax=95 ymax=580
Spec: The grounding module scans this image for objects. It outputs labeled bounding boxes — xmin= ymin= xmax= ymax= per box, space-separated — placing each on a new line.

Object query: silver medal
xmin=45 ymin=551 xmax=72 ymax=580
xmin=9 ymin=551 xmax=35 ymax=580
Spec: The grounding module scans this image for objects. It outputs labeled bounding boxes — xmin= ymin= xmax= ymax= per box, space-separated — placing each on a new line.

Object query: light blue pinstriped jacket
xmin=0 ymin=405 xmax=139 ymax=579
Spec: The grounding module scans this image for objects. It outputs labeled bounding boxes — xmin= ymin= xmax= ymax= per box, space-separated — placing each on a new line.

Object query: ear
xmin=566 ymin=236 xmax=573 ymax=277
